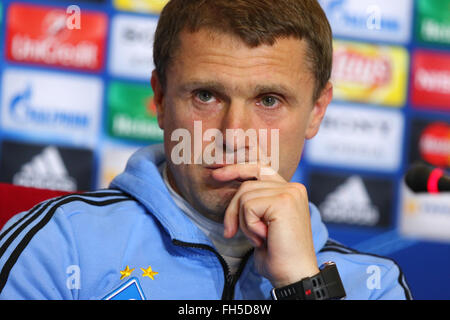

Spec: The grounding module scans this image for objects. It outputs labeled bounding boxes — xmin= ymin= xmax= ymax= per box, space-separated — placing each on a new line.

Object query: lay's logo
xmin=331 ymin=40 xmax=408 ymax=107
xmin=113 ymin=0 xmax=169 ymax=14
xmin=332 ymin=50 xmax=392 ymax=87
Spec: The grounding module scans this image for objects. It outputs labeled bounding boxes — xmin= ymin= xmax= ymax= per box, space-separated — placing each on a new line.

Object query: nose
xmin=219 ymin=101 xmax=257 ymax=162
xmin=220 ymin=99 xmax=250 ymax=128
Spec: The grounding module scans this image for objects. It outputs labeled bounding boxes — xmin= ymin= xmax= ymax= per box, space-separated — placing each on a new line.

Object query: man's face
xmin=151 ymin=29 xmax=331 ymax=222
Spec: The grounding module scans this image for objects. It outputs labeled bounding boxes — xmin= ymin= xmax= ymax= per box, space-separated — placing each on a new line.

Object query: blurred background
xmin=0 ymin=0 xmax=448 ymax=299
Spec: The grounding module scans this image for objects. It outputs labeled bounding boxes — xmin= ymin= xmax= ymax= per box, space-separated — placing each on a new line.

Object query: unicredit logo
xmin=11 ymin=35 xmax=98 ymax=69
xmin=6 ymin=3 xmax=107 ymax=71
xmin=9 ymin=85 xmax=90 ymax=128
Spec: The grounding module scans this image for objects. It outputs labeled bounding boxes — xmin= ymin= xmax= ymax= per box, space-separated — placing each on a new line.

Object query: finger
xmin=238 ymin=202 xmax=265 ymax=247
xmin=231 ymin=185 xmax=306 ymax=241
xmin=211 ymin=163 xmax=285 ymax=183
xmin=237 ymin=188 xmax=288 ymax=242
xmin=223 ymin=181 xmax=283 ymax=238
xmin=239 ymin=195 xmax=282 ymax=247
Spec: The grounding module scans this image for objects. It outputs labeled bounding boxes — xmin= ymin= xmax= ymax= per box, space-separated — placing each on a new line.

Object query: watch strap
xmin=271 ymin=262 xmax=346 ymax=300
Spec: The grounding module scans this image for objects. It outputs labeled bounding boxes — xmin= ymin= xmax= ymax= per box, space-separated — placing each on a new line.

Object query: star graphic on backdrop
xmin=141 ymin=266 xmax=158 ymax=280
xmin=119 ymin=265 xmax=135 ymax=280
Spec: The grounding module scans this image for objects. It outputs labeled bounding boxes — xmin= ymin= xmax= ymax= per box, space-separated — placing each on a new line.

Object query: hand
xmin=212 ymin=163 xmax=320 ymax=288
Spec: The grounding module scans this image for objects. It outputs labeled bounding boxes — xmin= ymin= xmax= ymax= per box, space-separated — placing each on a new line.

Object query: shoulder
xmin=318 ymin=239 xmax=412 ymax=300
xmin=44 ymin=188 xmax=136 ymax=216
xmin=0 ymin=189 xmax=141 ymax=298
xmin=0 ymin=189 xmax=144 ymax=265
xmin=1 ymin=189 xmax=138 ymax=241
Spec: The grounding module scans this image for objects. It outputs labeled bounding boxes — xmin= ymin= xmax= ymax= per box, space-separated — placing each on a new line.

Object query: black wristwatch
xmin=271 ymin=262 xmax=346 ymax=300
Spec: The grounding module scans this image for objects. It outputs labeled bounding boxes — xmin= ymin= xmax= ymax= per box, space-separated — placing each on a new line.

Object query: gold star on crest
xmin=119 ymin=265 xmax=135 ymax=280
xmin=141 ymin=266 xmax=158 ymax=280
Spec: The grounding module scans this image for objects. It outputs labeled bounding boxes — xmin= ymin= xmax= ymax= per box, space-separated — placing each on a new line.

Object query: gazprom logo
xmin=323 ymin=0 xmax=399 ymax=31
xmin=9 ymin=84 xmax=90 ymax=128
xmin=320 ymin=0 xmax=412 ymax=43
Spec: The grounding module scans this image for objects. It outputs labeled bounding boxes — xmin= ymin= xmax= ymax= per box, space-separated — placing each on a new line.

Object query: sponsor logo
xmin=107 ymin=81 xmax=163 ymax=142
xmin=0 ymin=140 xmax=94 ymax=191
xmin=411 ymin=51 xmax=450 ymax=111
xmin=8 ymin=84 xmax=89 ymax=128
xmin=400 ymin=181 xmax=450 ymax=242
xmin=319 ymin=0 xmax=412 ymax=43
xmin=1 ymin=69 xmax=102 ymax=146
xmin=13 ymin=146 xmax=77 ymax=192
xmin=416 ymin=0 xmax=450 ymax=45
xmin=109 ymin=15 xmax=158 ymax=79
xmin=305 ymin=103 xmax=404 ymax=171
xmin=409 ymin=119 xmax=450 ymax=169
xmin=331 ymin=40 xmax=408 ymax=107
xmin=319 ymin=176 xmax=380 ymax=226
xmin=5 ymin=3 xmax=107 ymax=71
xmin=308 ymin=172 xmax=393 ymax=227
xmin=113 ymin=0 xmax=169 ymax=14
xmin=418 ymin=122 xmax=450 ymax=168
xmin=98 ymin=144 xmax=140 ymax=188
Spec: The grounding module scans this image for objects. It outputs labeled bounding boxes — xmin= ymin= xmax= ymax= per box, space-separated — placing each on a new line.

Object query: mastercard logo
xmin=419 ymin=122 xmax=450 ymax=167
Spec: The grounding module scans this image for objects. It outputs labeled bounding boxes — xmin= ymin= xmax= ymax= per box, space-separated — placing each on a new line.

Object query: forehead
xmin=168 ymin=29 xmax=315 ymax=98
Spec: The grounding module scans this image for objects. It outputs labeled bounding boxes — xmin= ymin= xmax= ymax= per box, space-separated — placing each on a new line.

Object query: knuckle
xmin=242 ymin=199 xmax=254 ymax=212
xmin=240 ymin=180 xmax=254 ymax=191
xmin=279 ymin=192 xmax=293 ymax=201
xmin=290 ymin=182 xmax=307 ymax=196
xmin=240 ymin=192 xmax=251 ymax=205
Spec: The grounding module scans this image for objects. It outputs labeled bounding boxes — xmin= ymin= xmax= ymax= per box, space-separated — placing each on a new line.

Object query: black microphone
xmin=405 ymin=163 xmax=450 ymax=193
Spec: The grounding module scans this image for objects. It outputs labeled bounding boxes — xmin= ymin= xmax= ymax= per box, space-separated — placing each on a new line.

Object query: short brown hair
xmin=153 ymin=0 xmax=332 ymax=101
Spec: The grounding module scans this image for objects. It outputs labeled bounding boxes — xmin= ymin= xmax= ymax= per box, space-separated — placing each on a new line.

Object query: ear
xmin=305 ymin=81 xmax=333 ymax=140
xmin=151 ymin=70 xmax=165 ymax=130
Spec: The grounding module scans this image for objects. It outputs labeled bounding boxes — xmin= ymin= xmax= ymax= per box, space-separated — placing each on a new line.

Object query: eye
xmin=259 ymin=95 xmax=280 ymax=108
xmin=194 ymin=90 xmax=216 ymax=103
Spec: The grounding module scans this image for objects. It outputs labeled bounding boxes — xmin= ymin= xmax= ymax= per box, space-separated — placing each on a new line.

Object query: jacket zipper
xmin=172 ymin=239 xmax=253 ymax=300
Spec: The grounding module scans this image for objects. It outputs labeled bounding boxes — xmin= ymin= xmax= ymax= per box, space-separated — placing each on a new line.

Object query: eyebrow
xmin=179 ymin=80 xmax=297 ymax=102
xmin=252 ymin=84 xmax=296 ymax=100
xmin=179 ymin=80 xmax=227 ymax=95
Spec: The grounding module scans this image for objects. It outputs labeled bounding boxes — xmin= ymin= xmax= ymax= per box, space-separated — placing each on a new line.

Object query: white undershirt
xmin=160 ymin=163 xmax=253 ymax=275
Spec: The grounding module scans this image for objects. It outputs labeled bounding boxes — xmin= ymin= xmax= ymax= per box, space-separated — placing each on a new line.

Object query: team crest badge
xmin=102 ymin=277 xmax=146 ymax=300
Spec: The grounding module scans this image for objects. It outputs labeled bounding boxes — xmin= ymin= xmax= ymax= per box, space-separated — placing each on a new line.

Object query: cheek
xmin=271 ymin=115 xmax=308 ymax=147
xmin=273 ymin=120 xmax=308 ymax=176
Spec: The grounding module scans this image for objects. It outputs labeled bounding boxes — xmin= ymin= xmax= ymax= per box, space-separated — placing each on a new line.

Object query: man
xmin=0 ymin=0 xmax=411 ymax=300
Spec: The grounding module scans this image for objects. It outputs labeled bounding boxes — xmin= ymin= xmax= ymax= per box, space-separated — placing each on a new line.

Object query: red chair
xmin=0 ymin=183 xmax=70 ymax=230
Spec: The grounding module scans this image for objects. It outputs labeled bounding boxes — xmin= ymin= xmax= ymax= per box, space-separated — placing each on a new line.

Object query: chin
xmin=194 ymin=189 xmax=236 ymax=222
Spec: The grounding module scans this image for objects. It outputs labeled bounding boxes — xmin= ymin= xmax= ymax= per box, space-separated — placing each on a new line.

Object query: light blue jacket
xmin=0 ymin=144 xmax=412 ymax=300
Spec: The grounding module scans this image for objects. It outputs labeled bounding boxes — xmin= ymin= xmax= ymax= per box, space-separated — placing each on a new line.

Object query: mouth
xmin=204 ymin=163 xmax=228 ymax=170
xmin=203 ymin=166 xmax=256 ymax=185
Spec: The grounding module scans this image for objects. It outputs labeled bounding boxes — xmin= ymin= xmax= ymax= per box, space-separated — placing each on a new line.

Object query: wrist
xmin=271 ymin=262 xmax=346 ymax=300
xmin=271 ymin=265 xmax=320 ymax=289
